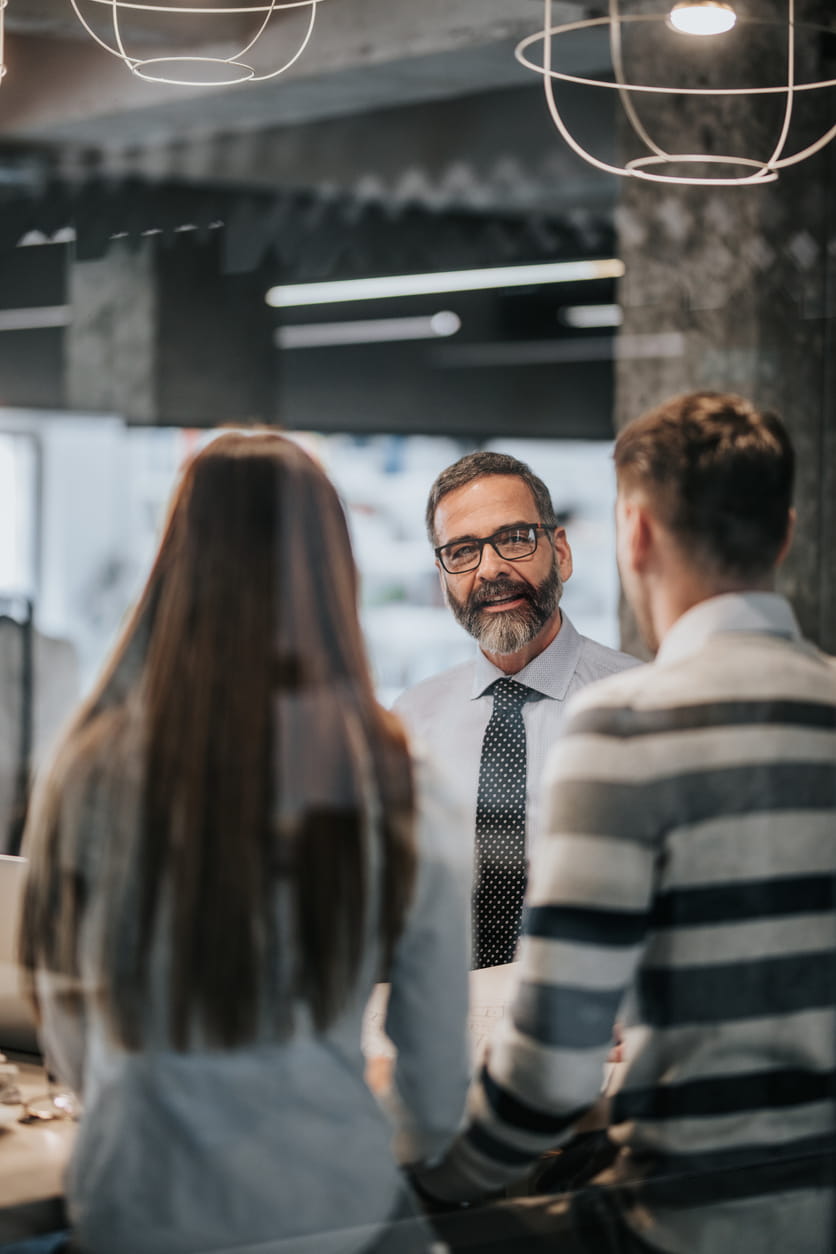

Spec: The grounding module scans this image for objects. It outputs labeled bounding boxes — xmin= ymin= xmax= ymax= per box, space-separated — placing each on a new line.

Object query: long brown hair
xmin=20 ymin=431 xmax=416 ymax=1050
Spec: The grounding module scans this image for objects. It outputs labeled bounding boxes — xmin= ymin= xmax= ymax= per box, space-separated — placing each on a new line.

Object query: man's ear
xmin=618 ymin=496 xmax=654 ymax=575
xmin=435 ymin=559 xmax=450 ymax=604
xmin=551 ymin=527 xmax=573 ymax=583
xmin=776 ymin=507 xmax=796 ymax=567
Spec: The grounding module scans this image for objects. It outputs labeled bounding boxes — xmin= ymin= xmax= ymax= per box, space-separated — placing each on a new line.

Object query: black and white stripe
xmin=425 ymin=622 xmax=836 ymax=1253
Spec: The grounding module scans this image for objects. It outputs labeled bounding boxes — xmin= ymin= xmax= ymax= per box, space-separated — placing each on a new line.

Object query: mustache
xmin=471 ymin=578 xmax=534 ymax=609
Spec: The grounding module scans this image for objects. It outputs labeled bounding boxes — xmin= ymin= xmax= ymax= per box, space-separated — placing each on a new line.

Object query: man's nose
xmin=477 ymin=541 xmax=513 ymax=579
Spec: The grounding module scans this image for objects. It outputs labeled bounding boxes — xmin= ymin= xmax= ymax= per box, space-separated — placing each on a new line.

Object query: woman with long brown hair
xmin=19 ymin=431 xmax=470 ymax=1254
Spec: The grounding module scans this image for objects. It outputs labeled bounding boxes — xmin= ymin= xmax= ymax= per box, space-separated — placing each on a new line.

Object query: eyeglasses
xmin=435 ymin=524 xmax=553 ymax=574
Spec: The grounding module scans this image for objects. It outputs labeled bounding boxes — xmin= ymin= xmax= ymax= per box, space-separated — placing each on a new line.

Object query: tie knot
xmin=490 ymin=677 xmax=531 ymax=710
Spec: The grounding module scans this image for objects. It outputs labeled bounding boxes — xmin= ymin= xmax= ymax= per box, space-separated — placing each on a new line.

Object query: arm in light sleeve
xmin=34 ymin=968 xmax=87 ymax=1097
xmin=384 ymin=755 xmax=472 ymax=1165
xmin=22 ymin=741 xmax=102 ymax=1101
xmin=414 ymin=693 xmax=659 ymax=1201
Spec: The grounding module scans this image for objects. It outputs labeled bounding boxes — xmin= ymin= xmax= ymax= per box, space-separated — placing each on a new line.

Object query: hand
xmin=364 ymin=1055 xmax=394 ymax=1096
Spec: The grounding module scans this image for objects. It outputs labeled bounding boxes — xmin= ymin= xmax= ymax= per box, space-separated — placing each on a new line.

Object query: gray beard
xmin=447 ymin=561 xmax=563 ymax=656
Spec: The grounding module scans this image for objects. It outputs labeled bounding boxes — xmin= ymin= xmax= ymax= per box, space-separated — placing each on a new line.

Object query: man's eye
xmin=450 ymin=543 xmax=479 ymax=562
xmin=499 ymin=529 xmax=531 ymax=546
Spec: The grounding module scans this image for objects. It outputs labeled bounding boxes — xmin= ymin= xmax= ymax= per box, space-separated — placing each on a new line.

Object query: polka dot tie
xmin=473 ymin=677 xmax=532 ymax=969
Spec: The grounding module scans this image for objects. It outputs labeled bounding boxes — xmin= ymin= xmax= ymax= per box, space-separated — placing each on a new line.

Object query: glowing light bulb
xmin=668 ymin=2 xmax=737 ymax=36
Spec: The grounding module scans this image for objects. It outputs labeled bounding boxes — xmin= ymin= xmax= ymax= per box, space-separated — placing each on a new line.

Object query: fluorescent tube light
xmin=560 ymin=304 xmax=623 ymax=329
xmin=277 ymin=311 xmax=461 ymax=349
xmin=266 ymin=259 xmax=625 ymax=309
xmin=0 ymin=306 xmax=70 ymax=331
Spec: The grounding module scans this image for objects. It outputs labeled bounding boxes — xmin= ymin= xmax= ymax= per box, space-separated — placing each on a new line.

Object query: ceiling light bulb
xmin=668 ymin=2 xmax=737 ymax=36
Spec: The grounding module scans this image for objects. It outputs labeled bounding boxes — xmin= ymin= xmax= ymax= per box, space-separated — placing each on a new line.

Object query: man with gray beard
xmin=395 ymin=451 xmax=638 ymax=968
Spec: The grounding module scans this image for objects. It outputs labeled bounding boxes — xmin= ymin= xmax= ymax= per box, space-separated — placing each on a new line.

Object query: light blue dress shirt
xmin=394 ymin=613 xmax=640 ymax=853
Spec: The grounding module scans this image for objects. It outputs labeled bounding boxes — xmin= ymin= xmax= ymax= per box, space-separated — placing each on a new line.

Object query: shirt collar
xmin=470 ymin=611 xmax=583 ymax=701
xmin=655 ymin=591 xmax=801 ymax=667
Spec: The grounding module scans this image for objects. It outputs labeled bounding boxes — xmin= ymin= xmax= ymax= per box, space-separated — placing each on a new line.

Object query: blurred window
xmin=0 ymin=433 xmax=38 ymax=597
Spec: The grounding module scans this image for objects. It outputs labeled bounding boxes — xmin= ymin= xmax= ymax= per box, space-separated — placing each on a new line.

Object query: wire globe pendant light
xmin=0 ymin=0 xmax=6 ymax=89
xmin=69 ymin=0 xmax=326 ymax=87
xmin=516 ymin=0 xmax=836 ymax=186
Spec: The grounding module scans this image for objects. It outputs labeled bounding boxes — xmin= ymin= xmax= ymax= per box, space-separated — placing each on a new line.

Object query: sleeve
xmin=19 ymin=777 xmax=88 ymax=1097
xmin=383 ymin=755 xmax=472 ymax=1164
xmin=21 ymin=734 xmax=113 ymax=1100
xmin=34 ymin=968 xmax=87 ymax=1097
xmin=390 ymin=689 xmax=424 ymax=756
xmin=413 ymin=694 xmax=659 ymax=1201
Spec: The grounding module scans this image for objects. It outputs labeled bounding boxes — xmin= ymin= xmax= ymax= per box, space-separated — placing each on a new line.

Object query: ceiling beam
xmin=85 ymin=85 xmax=616 ymax=215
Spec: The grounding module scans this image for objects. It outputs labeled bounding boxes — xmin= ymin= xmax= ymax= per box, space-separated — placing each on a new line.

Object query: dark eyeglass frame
xmin=435 ymin=523 xmax=555 ymax=574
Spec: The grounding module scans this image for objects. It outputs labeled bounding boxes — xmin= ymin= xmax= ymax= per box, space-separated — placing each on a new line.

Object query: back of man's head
xmin=425 ymin=451 xmax=557 ymax=544
xmin=614 ymin=391 xmax=795 ymax=581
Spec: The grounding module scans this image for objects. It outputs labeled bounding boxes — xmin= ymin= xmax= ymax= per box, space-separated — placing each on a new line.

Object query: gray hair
xmin=425 ymin=451 xmax=558 ymax=545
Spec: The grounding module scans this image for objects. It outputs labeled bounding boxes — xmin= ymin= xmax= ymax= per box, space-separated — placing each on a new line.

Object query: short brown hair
xmin=425 ymin=451 xmax=558 ymax=544
xmin=614 ymin=391 xmax=794 ymax=579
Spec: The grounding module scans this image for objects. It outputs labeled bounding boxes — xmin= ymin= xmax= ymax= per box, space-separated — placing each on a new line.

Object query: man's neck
xmin=654 ymin=575 xmax=777 ymax=648
xmin=480 ymin=610 xmax=563 ymax=675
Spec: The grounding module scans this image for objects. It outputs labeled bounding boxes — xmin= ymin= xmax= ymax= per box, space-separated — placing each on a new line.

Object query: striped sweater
xmin=420 ymin=593 xmax=836 ymax=1254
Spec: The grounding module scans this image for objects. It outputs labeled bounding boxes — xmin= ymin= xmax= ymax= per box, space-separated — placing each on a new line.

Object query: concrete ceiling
xmin=2 ymin=1 xmax=590 ymax=137
xmin=0 ymin=1 xmax=617 ymax=213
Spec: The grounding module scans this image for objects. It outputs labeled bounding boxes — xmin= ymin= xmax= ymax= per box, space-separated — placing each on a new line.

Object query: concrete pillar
xmin=613 ymin=0 xmax=836 ymax=654
xmin=66 ymin=231 xmax=277 ymax=426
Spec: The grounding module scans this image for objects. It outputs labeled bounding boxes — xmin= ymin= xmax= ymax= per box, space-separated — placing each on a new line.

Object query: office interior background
xmin=0 ymin=5 xmax=834 ymax=1249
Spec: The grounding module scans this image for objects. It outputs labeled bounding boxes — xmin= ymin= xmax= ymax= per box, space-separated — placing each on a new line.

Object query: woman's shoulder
xmin=28 ymin=704 xmax=141 ymax=862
